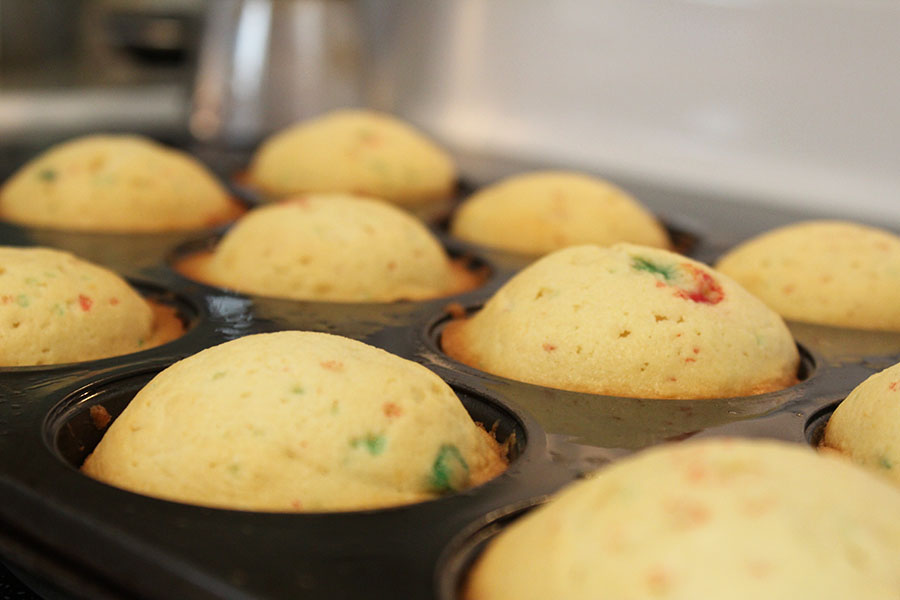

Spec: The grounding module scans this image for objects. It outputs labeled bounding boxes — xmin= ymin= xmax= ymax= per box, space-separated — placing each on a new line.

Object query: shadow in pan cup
xmin=435 ymin=501 xmax=539 ymax=600
xmin=804 ymin=400 xmax=841 ymax=449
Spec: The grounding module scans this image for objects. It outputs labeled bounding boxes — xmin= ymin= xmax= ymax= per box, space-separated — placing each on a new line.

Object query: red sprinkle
xmin=320 ymin=360 xmax=344 ymax=372
xmin=383 ymin=402 xmax=403 ymax=418
xmin=685 ymin=464 xmax=707 ymax=482
xmin=673 ymin=264 xmax=724 ymax=305
xmin=109 ymin=297 xmax=119 ymax=306
xmin=359 ymin=130 xmax=382 ymax=146
xmin=542 ymin=343 xmax=557 ymax=352
xmin=889 ymin=381 xmax=900 ymax=392
xmin=78 ymin=294 xmax=93 ymax=311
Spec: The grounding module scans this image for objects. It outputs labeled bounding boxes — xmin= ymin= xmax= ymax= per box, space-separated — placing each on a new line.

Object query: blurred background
xmin=0 ymin=0 xmax=898 ymax=224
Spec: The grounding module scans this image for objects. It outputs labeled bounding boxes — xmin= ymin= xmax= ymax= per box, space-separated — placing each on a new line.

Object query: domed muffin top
xmin=82 ymin=331 xmax=507 ymax=511
xmin=466 ymin=438 xmax=900 ymax=600
xmin=0 ymin=135 xmax=241 ymax=232
xmin=444 ymin=243 xmax=799 ymax=399
xmin=451 ymin=171 xmax=669 ymax=255
xmin=0 ymin=246 xmax=153 ymax=366
xmin=248 ymin=110 xmax=456 ymax=206
xmin=201 ymin=194 xmax=465 ymax=302
xmin=715 ymin=220 xmax=900 ymax=331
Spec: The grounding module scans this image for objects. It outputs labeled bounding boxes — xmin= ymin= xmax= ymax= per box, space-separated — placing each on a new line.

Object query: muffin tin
xmin=1 ymin=154 xmax=899 ymax=600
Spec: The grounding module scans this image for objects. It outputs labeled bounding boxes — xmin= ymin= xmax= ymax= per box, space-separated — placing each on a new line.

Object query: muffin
xmin=247 ymin=109 xmax=456 ymax=206
xmin=465 ymin=438 xmax=900 ymax=600
xmin=189 ymin=194 xmax=478 ymax=302
xmin=822 ymin=361 xmax=900 ymax=484
xmin=715 ymin=220 xmax=900 ymax=331
xmin=0 ymin=135 xmax=243 ymax=232
xmin=450 ymin=171 xmax=670 ymax=255
xmin=82 ymin=331 xmax=507 ymax=512
xmin=0 ymin=246 xmax=160 ymax=366
xmin=443 ymin=244 xmax=799 ymax=399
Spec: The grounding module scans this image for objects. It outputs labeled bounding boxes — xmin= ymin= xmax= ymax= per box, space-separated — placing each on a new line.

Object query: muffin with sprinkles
xmin=450 ymin=171 xmax=670 ymax=256
xmin=465 ymin=438 xmax=900 ymax=600
xmin=0 ymin=246 xmax=170 ymax=366
xmin=0 ymin=135 xmax=243 ymax=232
xmin=185 ymin=194 xmax=480 ymax=302
xmin=246 ymin=109 xmax=456 ymax=207
xmin=822 ymin=361 xmax=900 ymax=485
xmin=82 ymin=331 xmax=508 ymax=512
xmin=443 ymin=243 xmax=799 ymax=399
xmin=715 ymin=220 xmax=900 ymax=331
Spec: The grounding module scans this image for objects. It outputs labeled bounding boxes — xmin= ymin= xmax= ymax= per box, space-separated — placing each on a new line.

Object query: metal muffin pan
xmin=1 ymin=181 xmax=898 ymax=600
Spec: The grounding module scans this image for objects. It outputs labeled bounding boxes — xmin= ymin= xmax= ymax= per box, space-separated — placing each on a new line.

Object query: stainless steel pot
xmin=190 ymin=0 xmax=363 ymax=147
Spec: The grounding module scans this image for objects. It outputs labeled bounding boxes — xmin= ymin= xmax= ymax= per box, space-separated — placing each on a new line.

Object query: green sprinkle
xmin=880 ymin=456 xmax=893 ymax=470
xmin=357 ymin=127 xmax=376 ymax=141
xmin=212 ymin=371 xmax=227 ymax=380
xmin=37 ymin=168 xmax=57 ymax=182
xmin=331 ymin=400 xmax=340 ymax=415
xmin=24 ymin=277 xmax=38 ymax=286
xmin=227 ymin=463 xmax=241 ymax=475
xmin=352 ymin=433 xmax=387 ymax=456
xmin=137 ymin=338 xmax=145 ymax=347
xmin=16 ymin=294 xmax=29 ymax=307
xmin=632 ymin=257 xmax=676 ymax=282
xmin=429 ymin=444 xmax=469 ymax=492
xmin=292 ymin=384 xmax=305 ymax=394
xmin=370 ymin=159 xmax=389 ymax=177
xmin=52 ymin=303 xmax=65 ymax=316
xmin=94 ymin=173 xmax=117 ymax=186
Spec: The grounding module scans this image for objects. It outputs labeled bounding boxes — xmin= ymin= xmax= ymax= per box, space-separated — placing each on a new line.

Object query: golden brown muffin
xmin=444 ymin=244 xmax=799 ymax=399
xmin=187 ymin=194 xmax=479 ymax=302
xmin=822 ymin=361 xmax=900 ymax=485
xmin=0 ymin=135 xmax=243 ymax=232
xmin=715 ymin=220 xmax=900 ymax=331
xmin=82 ymin=331 xmax=507 ymax=512
xmin=465 ymin=438 xmax=900 ymax=600
xmin=247 ymin=109 xmax=456 ymax=206
xmin=0 ymin=246 xmax=179 ymax=366
xmin=450 ymin=171 xmax=670 ymax=255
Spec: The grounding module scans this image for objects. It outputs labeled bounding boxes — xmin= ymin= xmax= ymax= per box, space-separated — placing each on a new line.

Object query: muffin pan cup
xmin=1 ymin=182 xmax=899 ymax=599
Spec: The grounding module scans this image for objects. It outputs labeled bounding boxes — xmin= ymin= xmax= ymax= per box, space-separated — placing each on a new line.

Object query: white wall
xmin=363 ymin=0 xmax=900 ymax=224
